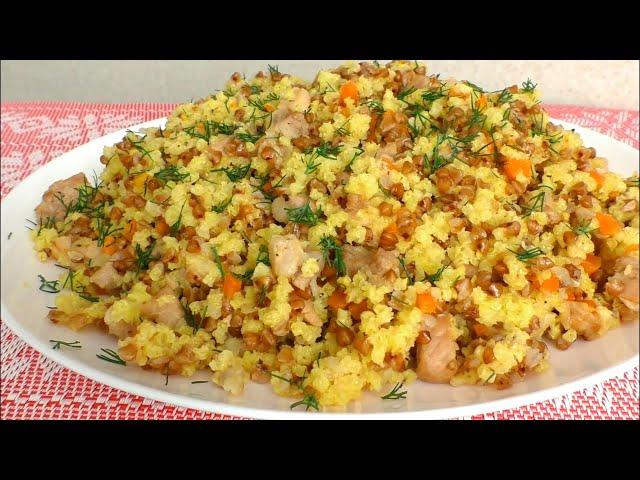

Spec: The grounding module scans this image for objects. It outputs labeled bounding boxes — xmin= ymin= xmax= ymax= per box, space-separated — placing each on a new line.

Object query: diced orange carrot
xmin=589 ymin=171 xmax=605 ymax=187
xmin=625 ymin=244 xmax=639 ymax=253
xmin=339 ymin=81 xmax=359 ymax=105
xmin=540 ymin=275 xmax=560 ymax=293
xmin=416 ymin=292 xmax=437 ymax=314
xmin=503 ymin=158 xmax=532 ymax=180
xmin=328 ymin=290 xmax=348 ymax=310
xmin=581 ymin=299 xmax=597 ymax=309
xmin=264 ymin=103 xmax=275 ymax=113
xmin=155 ymin=219 xmax=169 ymax=236
xmin=596 ymin=212 xmax=621 ymax=236
xmin=476 ymin=95 xmax=487 ymax=109
xmin=581 ymin=254 xmax=602 ymax=275
xmin=102 ymin=236 xmax=118 ymax=255
xmin=222 ymin=273 xmax=242 ymax=299
xmin=341 ymin=107 xmax=350 ymax=117
xmin=123 ymin=219 xmax=138 ymax=241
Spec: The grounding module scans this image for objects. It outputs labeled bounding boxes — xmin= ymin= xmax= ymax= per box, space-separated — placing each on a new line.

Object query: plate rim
xmin=2 ymin=116 xmax=638 ymax=420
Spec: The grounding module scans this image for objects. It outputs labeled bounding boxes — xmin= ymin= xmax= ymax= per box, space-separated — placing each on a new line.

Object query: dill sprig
xmin=319 ymin=235 xmax=346 ymax=277
xmin=154 ymin=165 xmax=190 ymax=184
xmin=514 ymin=185 xmax=553 ymax=218
xmin=626 ymin=177 xmax=640 ymax=188
xmin=285 ymin=202 xmax=322 ymax=226
xmin=521 ymin=78 xmax=537 ymax=93
xmin=290 ymin=393 xmax=320 ymax=411
xmin=170 ymin=203 xmax=186 ymax=236
xmin=235 ymin=131 xmax=263 ymax=144
xmin=212 ymin=163 xmax=251 ymax=182
xmin=211 ymin=245 xmax=225 ymax=277
xmin=381 ymin=382 xmax=407 ymax=400
xmin=134 ymin=241 xmax=157 ymax=274
xmin=305 ymin=156 xmax=322 ymax=175
xmin=568 ymin=220 xmax=596 ymax=238
xmin=212 ymin=197 xmax=233 ymax=213
xmin=50 ymin=339 xmax=81 ymax=350
xmin=38 ymin=274 xmax=61 ymax=293
xmin=184 ymin=120 xmax=237 ymax=142
xmin=96 ymin=348 xmax=126 ymax=366
xmin=335 ymin=120 xmax=350 ymax=137
xmin=496 ymin=88 xmax=513 ymax=105
xmin=509 ymin=246 xmax=545 ymax=262
xmin=345 ymin=147 xmax=364 ymax=172
xmin=252 ymin=172 xmax=286 ymax=203
xmin=191 ymin=380 xmax=209 ymax=384
xmin=95 ymin=217 xmax=123 ymax=247
xmin=422 ymin=87 xmax=447 ymax=104
xmin=314 ymin=142 xmax=342 ymax=160
xmin=397 ymin=86 xmax=417 ymax=102
xmin=182 ymin=301 xmax=199 ymax=333
xmin=363 ymin=99 xmax=385 ymax=114
xmin=425 ymin=265 xmax=448 ymax=284
xmin=37 ymin=217 xmax=56 ymax=236
xmin=268 ymin=64 xmax=280 ymax=76
xmin=464 ymin=80 xmax=485 ymax=93
xmin=399 ymin=256 xmax=414 ymax=285
xmin=256 ymin=244 xmax=271 ymax=266
xmin=423 ymin=135 xmax=462 ymax=174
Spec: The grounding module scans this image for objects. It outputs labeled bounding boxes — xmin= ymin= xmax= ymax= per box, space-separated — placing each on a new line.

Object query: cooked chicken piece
xmin=606 ymin=256 xmax=639 ymax=312
xmin=343 ymin=245 xmax=399 ymax=285
xmin=268 ymin=234 xmax=305 ymax=278
xmin=35 ymin=173 xmax=87 ymax=222
xmin=141 ymin=288 xmax=186 ymax=329
xmin=301 ymin=300 xmax=323 ymax=326
xmin=282 ymin=87 xmax=311 ymax=113
xmin=416 ymin=314 xmax=459 ymax=383
xmin=269 ymin=110 xmax=309 ymax=139
xmin=558 ymin=301 xmax=608 ymax=340
xmin=90 ymin=262 xmax=123 ymax=292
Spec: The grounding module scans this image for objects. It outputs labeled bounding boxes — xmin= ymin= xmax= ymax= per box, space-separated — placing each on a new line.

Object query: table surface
xmin=1 ymin=102 xmax=638 ymax=420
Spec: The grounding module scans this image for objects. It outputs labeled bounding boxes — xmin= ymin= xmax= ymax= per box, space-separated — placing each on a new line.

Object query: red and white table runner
xmin=1 ymin=102 xmax=638 ymax=420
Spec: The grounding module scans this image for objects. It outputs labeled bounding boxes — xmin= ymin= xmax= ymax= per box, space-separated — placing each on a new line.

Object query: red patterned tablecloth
xmin=1 ymin=102 xmax=638 ymax=420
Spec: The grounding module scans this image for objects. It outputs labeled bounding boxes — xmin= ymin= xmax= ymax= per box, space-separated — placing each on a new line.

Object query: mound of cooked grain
xmin=33 ymin=61 xmax=639 ymax=409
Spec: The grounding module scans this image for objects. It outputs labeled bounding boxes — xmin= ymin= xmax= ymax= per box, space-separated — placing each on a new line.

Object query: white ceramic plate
xmin=1 ymin=117 xmax=638 ymax=419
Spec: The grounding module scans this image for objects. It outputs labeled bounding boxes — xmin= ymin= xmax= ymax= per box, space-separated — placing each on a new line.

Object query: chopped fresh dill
xmin=50 ymin=339 xmax=81 ymax=350
xmin=184 ymin=120 xmax=237 ymax=142
xmin=235 ymin=131 xmax=263 ymax=144
xmin=305 ymin=155 xmax=322 ymax=175
xmin=210 ymin=245 xmax=225 ymax=277
xmin=290 ymin=394 xmax=320 ymax=411
xmin=464 ymin=80 xmax=485 ymax=93
xmin=134 ymin=241 xmax=157 ymax=274
xmin=568 ymin=220 xmax=596 ymax=238
xmin=381 ymin=382 xmax=407 ymax=400
xmin=363 ymin=99 xmax=385 ymax=114
xmin=256 ymin=244 xmax=271 ymax=266
xmin=334 ymin=120 xmax=350 ymax=137
xmin=397 ymin=86 xmax=417 ymax=102
xmin=212 ymin=163 xmax=251 ymax=182
xmin=314 ymin=142 xmax=342 ymax=160
xmin=319 ymin=235 xmax=346 ymax=277
xmin=268 ymin=64 xmax=279 ymax=76
xmin=95 ymin=217 xmax=122 ymax=246
xmin=399 ymin=256 xmax=414 ymax=285
xmin=38 ymin=274 xmax=61 ymax=293
xmin=508 ymin=246 xmax=545 ymax=262
xmin=153 ymin=165 xmax=190 ymax=184
xmin=191 ymin=380 xmax=209 ymax=384
xmin=345 ymin=147 xmax=364 ymax=171
xmin=285 ymin=202 xmax=322 ymax=226
xmin=212 ymin=197 xmax=233 ymax=213
xmin=79 ymin=293 xmax=99 ymax=302
xmin=521 ymin=78 xmax=537 ymax=93
xmin=496 ymin=88 xmax=513 ymax=105
xmin=425 ymin=265 xmax=448 ymax=284
xmin=170 ymin=202 xmax=186 ymax=236
xmin=96 ymin=348 xmax=126 ymax=366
